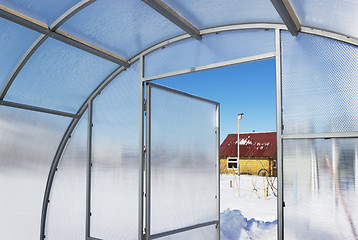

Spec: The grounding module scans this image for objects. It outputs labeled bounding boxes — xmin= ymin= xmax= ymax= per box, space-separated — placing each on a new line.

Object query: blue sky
xmin=154 ymin=59 xmax=277 ymax=143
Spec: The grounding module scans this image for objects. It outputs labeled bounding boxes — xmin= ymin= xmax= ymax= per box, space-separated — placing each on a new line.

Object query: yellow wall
xmin=220 ymin=157 xmax=276 ymax=177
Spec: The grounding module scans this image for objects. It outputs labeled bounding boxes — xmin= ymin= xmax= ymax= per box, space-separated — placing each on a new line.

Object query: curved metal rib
xmin=40 ymin=22 xmax=358 ymax=240
xmin=0 ymin=35 xmax=47 ymax=100
xmin=50 ymin=0 xmax=96 ymax=31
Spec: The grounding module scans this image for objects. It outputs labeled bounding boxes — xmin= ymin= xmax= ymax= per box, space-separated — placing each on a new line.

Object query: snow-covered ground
xmin=220 ymin=174 xmax=277 ymax=240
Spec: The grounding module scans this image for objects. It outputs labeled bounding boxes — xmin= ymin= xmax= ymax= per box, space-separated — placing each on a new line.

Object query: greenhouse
xmin=0 ymin=0 xmax=357 ymax=239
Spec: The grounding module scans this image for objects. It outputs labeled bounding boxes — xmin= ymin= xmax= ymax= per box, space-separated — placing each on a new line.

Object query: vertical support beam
xmin=86 ymin=100 xmax=93 ymax=238
xmin=332 ymin=138 xmax=339 ymax=206
xmin=216 ymin=104 xmax=221 ymax=240
xmin=145 ymin=83 xmax=152 ymax=240
xmin=355 ymin=142 xmax=358 ymax=193
xmin=275 ymin=28 xmax=284 ymax=240
xmin=310 ymin=144 xmax=319 ymax=193
xmin=139 ymin=56 xmax=145 ymax=240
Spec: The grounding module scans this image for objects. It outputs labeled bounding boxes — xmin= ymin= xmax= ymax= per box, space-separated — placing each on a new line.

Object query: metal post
xmin=332 ymin=138 xmax=339 ymax=205
xmin=238 ymin=115 xmax=240 ymax=173
xmin=86 ymin=100 xmax=93 ymax=238
xmin=145 ymin=83 xmax=152 ymax=240
xmin=216 ymin=104 xmax=221 ymax=240
xmin=237 ymin=114 xmax=243 ymax=173
xmin=139 ymin=56 xmax=145 ymax=240
xmin=355 ymin=142 xmax=358 ymax=193
xmin=275 ymin=28 xmax=284 ymax=240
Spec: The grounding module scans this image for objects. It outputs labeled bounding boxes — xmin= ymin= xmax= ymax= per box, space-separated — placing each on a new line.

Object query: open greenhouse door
xmin=144 ymin=83 xmax=220 ymax=240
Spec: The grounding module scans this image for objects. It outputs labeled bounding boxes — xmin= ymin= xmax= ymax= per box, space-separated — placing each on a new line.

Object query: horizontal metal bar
xmin=270 ymin=0 xmax=300 ymax=36
xmin=147 ymin=82 xmax=220 ymax=106
xmin=150 ymin=220 xmax=219 ymax=239
xmin=200 ymin=23 xmax=287 ymax=35
xmin=282 ymin=132 xmax=358 ymax=140
xmin=142 ymin=0 xmax=201 ymax=40
xmin=0 ymin=4 xmax=129 ymax=67
xmin=0 ymin=100 xmax=78 ymax=118
xmin=143 ymin=52 xmax=275 ymax=81
xmin=52 ymin=30 xmax=129 ymax=67
xmin=0 ymin=4 xmax=48 ymax=30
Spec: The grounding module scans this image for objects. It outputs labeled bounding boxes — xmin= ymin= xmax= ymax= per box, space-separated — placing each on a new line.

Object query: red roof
xmin=220 ymin=132 xmax=277 ymax=158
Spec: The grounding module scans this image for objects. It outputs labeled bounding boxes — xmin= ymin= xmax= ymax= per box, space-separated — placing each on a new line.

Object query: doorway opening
xmin=152 ymin=58 xmax=277 ymax=240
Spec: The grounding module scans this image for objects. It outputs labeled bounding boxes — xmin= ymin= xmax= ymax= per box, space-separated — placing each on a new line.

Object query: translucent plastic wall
xmin=0 ymin=106 xmax=70 ymax=239
xmin=0 ymin=18 xmax=39 ymax=89
xmin=59 ymin=0 xmax=184 ymax=58
xmin=283 ymin=139 xmax=358 ymax=239
xmin=91 ymin=62 xmax=140 ymax=240
xmin=161 ymin=0 xmax=282 ymax=29
xmin=148 ymin=84 xmax=218 ymax=237
xmin=281 ymin=31 xmax=358 ymax=239
xmin=45 ymin=63 xmax=140 ymax=240
xmin=144 ymin=29 xmax=275 ymax=77
xmin=290 ymin=0 xmax=358 ymax=39
xmin=46 ymin=112 xmax=88 ymax=239
xmin=6 ymin=38 xmax=117 ymax=113
xmin=281 ymin=32 xmax=358 ymax=135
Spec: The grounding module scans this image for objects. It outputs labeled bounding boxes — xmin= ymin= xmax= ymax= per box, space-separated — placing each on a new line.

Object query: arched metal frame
xmin=40 ymin=24 xmax=358 ymax=240
xmin=0 ymin=2 xmax=358 ymax=239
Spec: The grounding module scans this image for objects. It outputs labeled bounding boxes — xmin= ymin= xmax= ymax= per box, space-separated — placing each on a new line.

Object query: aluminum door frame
xmin=143 ymin=82 xmax=220 ymax=240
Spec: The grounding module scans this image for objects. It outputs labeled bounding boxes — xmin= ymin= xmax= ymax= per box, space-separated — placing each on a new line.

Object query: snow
xmin=220 ymin=174 xmax=277 ymax=240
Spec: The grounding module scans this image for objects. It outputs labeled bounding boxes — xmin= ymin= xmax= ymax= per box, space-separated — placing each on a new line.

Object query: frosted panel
xmin=0 ymin=106 xmax=70 ymax=239
xmin=283 ymin=139 xmax=358 ymax=239
xmin=290 ymin=0 xmax=358 ymax=39
xmin=91 ymin=62 xmax=140 ymax=240
xmin=281 ymin=32 xmax=358 ymax=134
xmin=160 ymin=225 xmax=217 ymax=240
xmin=0 ymin=0 xmax=80 ymax=25
xmin=149 ymin=85 xmax=218 ymax=234
xmin=59 ymin=0 xmax=184 ymax=59
xmin=0 ymin=18 xmax=39 ymax=89
xmin=162 ymin=0 xmax=282 ymax=29
xmin=46 ymin=112 xmax=87 ymax=239
xmin=6 ymin=38 xmax=117 ymax=113
xmin=145 ymin=29 xmax=274 ymax=77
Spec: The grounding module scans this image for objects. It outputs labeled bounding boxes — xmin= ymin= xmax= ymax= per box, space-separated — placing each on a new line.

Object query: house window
xmin=227 ymin=157 xmax=238 ymax=169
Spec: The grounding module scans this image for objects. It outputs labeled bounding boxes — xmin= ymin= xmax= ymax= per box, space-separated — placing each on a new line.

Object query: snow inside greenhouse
xmin=1 ymin=0 xmax=358 ymax=240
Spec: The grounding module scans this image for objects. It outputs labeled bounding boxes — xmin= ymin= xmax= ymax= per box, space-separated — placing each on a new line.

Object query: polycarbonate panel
xmin=283 ymin=139 xmax=358 ymax=239
xmin=0 ymin=106 xmax=70 ymax=240
xmin=46 ymin=112 xmax=87 ymax=239
xmin=6 ymin=38 xmax=117 ymax=113
xmin=149 ymin=85 xmax=218 ymax=234
xmin=290 ymin=0 xmax=358 ymax=39
xmin=0 ymin=18 xmax=40 ymax=90
xmin=91 ymin=62 xmax=140 ymax=240
xmin=59 ymin=0 xmax=184 ymax=59
xmin=144 ymin=29 xmax=274 ymax=77
xmin=160 ymin=225 xmax=217 ymax=240
xmin=281 ymin=32 xmax=358 ymax=134
xmin=162 ymin=0 xmax=282 ymax=29
xmin=0 ymin=0 xmax=80 ymax=25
